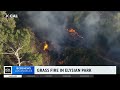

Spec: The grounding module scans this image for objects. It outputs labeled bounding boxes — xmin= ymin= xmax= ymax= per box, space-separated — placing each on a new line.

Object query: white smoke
xmin=84 ymin=11 xmax=100 ymax=26
xmin=26 ymin=11 xmax=120 ymax=65
xmin=27 ymin=11 xmax=101 ymax=49
xmin=27 ymin=11 xmax=71 ymax=51
xmin=83 ymin=11 xmax=100 ymax=47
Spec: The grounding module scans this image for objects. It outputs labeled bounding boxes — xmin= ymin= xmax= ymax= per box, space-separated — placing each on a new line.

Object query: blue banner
xmin=12 ymin=66 xmax=34 ymax=75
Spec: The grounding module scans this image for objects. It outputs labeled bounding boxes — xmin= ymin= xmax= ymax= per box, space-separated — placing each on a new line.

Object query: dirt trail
xmin=97 ymin=53 xmax=120 ymax=65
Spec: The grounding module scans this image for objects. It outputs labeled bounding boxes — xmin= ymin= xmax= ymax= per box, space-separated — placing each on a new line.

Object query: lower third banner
xmin=4 ymin=66 xmax=116 ymax=75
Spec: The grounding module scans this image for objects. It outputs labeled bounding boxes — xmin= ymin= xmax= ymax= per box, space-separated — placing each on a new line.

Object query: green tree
xmin=23 ymin=53 xmax=43 ymax=66
xmin=0 ymin=11 xmax=43 ymax=67
xmin=0 ymin=27 xmax=32 ymax=66
xmin=0 ymin=11 xmax=16 ymax=73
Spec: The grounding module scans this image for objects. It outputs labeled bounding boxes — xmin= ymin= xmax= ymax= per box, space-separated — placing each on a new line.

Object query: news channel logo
xmin=4 ymin=66 xmax=12 ymax=74
xmin=4 ymin=66 xmax=34 ymax=75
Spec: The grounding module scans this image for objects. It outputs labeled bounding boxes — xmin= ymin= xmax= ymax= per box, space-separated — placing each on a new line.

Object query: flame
xmin=67 ymin=28 xmax=84 ymax=39
xmin=58 ymin=60 xmax=64 ymax=65
xmin=43 ymin=41 xmax=48 ymax=51
xmin=68 ymin=28 xmax=76 ymax=33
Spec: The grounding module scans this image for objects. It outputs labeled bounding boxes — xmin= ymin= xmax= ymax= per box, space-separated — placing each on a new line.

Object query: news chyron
xmin=3 ymin=66 xmax=116 ymax=78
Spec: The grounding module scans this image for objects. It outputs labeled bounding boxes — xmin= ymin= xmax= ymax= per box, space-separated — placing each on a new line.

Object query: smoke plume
xmin=27 ymin=11 xmax=71 ymax=51
xmin=26 ymin=11 xmax=120 ymax=63
xmin=83 ymin=11 xmax=100 ymax=48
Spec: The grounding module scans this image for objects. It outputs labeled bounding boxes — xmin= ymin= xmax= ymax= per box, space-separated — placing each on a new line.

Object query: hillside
xmin=0 ymin=11 xmax=120 ymax=74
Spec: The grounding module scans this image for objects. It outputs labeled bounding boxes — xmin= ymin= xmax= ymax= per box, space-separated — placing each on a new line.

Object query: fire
xmin=67 ymin=28 xmax=83 ymax=39
xmin=68 ymin=28 xmax=76 ymax=33
xmin=58 ymin=60 xmax=64 ymax=65
xmin=43 ymin=41 xmax=48 ymax=51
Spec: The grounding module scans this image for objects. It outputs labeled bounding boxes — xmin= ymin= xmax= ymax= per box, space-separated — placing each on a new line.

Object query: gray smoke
xmin=26 ymin=11 xmax=120 ymax=61
xmin=26 ymin=11 xmax=104 ymax=50
xmin=84 ymin=11 xmax=120 ymax=62
xmin=27 ymin=11 xmax=71 ymax=51
xmin=83 ymin=11 xmax=100 ymax=48
xmin=84 ymin=12 xmax=100 ymax=26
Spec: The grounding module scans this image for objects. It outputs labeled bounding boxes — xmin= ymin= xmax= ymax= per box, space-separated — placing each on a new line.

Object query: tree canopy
xmin=0 ymin=11 xmax=43 ymax=73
